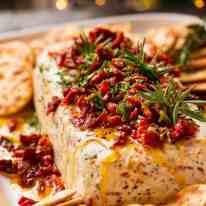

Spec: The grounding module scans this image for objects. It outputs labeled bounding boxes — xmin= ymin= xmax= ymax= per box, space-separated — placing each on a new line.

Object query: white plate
xmin=0 ymin=13 xmax=203 ymax=206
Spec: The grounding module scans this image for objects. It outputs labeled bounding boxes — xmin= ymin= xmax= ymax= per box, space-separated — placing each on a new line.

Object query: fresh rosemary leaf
xmin=137 ymin=40 xmax=145 ymax=64
xmin=184 ymin=100 xmax=206 ymax=104
xmin=172 ymin=101 xmax=181 ymax=124
xmin=178 ymin=46 xmax=190 ymax=66
xmin=141 ymin=85 xmax=166 ymax=105
xmin=182 ymin=107 xmax=206 ymax=122
xmin=79 ymin=76 xmax=88 ymax=87
xmin=120 ymin=82 xmax=131 ymax=92
xmin=176 ymin=24 xmax=206 ymax=67
xmin=139 ymin=63 xmax=159 ymax=82
xmin=80 ymin=32 xmax=96 ymax=64
xmin=141 ymin=80 xmax=206 ymax=124
xmin=56 ymin=71 xmax=71 ymax=88
xmin=117 ymin=102 xmax=129 ymax=120
xmin=110 ymin=84 xmax=119 ymax=96
xmin=124 ymin=49 xmax=138 ymax=65
xmin=124 ymin=49 xmax=158 ymax=81
xmin=114 ymin=48 xmax=121 ymax=57
xmin=91 ymin=93 xmax=104 ymax=110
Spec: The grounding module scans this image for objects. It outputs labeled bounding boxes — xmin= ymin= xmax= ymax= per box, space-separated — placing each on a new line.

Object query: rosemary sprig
xmin=124 ymin=41 xmax=159 ymax=81
xmin=176 ymin=24 xmax=206 ymax=66
xmin=80 ymin=32 xmax=95 ymax=56
xmin=79 ymin=32 xmax=96 ymax=65
xmin=141 ymin=80 xmax=206 ymax=124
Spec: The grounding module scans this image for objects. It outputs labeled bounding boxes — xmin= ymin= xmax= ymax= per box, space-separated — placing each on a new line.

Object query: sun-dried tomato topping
xmin=0 ymin=134 xmax=64 ymax=197
xmin=18 ymin=196 xmax=36 ymax=206
xmin=47 ymin=27 xmax=206 ymax=147
xmin=46 ymin=96 xmax=61 ymax=115
xmin=170 ymin=118 xmax=199 ymax=142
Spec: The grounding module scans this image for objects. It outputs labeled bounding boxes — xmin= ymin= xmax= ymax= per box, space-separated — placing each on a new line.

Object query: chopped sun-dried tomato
xmin=0 ymin=134 xmax=64 ymax=197
xmin=46 ymin=96 xmax=61 ymax=115
xmin=18 ymin=196 xmax=36 ymax=206
xmin=47 ymin=27 xmax=203 ymax=147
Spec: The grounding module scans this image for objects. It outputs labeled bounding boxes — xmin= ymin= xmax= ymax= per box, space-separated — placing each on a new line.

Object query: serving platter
xmin=0 ymin=13 xmax=204 ymax=206
xmin=0 ymin=13 xmax=202 ymax=43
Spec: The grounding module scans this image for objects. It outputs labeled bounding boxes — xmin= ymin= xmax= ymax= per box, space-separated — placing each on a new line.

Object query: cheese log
xmin=34 ymin=43 xmax=206 ymax=206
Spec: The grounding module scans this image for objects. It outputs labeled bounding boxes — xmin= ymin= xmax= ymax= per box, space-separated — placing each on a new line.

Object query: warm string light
xmin=193 ymin=0 xmax=205 ymax=9
xmin=131 ymin=0 xmax=159 ymax=11
xmin=56 ymin=0 xmax=69 ymax=10
xmin=95 ymin=0 xmax=106 ymax=7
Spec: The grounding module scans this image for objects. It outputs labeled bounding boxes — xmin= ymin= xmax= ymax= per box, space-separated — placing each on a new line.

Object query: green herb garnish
xmin=27 ymin=113 xmax=40 ymax=130
xmin=124 ymin=41 xmax=159 ymax=81
xmin=110 ymin=84 xmax=120 ymax=97
xmin=117 ymin=102 xmax=129 ymax=120
xmin=141 ymin=80 xmax=206 ymax=124
xmin=120 ymin=82 xmax=131 ymax=92
xmin=56 ymin=71 xmax=71 ymax=88
xmin=91 ymin=93 xmax=104 ymax=110
xmin=176 ymin=24 xmax=206 ymax=66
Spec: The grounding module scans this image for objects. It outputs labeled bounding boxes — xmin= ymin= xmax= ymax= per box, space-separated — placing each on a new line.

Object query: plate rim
xmin=0 ymin=12 xmax=202 ymax=42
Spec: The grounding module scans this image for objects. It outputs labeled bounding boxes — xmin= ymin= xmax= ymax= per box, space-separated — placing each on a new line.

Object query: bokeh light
xmin=95 ymin=0 xmax=106 ymax=7
xmin=193 ymin=0 xmax=205 ymax=9
xmin=56 ymin=0 xmax=69 ymax=10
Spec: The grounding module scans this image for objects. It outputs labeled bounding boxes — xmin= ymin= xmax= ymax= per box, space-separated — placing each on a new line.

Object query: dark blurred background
xmin=0 ymin=0 xmax=205 ymax=32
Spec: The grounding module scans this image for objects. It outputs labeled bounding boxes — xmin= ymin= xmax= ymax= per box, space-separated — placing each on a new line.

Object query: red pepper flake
xmin=46 ymin=96 xmax=61 ymax=115
xmin=120 ymin=171 xmax=129 ymax=177
xmin=18 ymin=196 xmax=36 ymax=206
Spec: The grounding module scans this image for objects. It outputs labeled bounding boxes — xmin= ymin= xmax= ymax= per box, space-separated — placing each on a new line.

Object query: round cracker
xmin=0 ymin=41 xmax=34 ymax=66
xmin=146 ymin=26 xmax=188 ymax=51
xmin=0 ymin=56 xmax=32 ymax=116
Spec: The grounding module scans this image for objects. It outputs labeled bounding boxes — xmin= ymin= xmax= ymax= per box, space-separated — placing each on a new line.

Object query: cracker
xmin=180 ymin=70 xmax=206 ymax=83
xmin=187 ymin=58 xmax=206 ymax=69
xmin=0 ymin=57 xmax=32 ymax=116
xmin=0 ymin=41 xmax=34 ymax=66
xmin=186 ymin=82 xmax=206 ymax=92
xmin=191 ymin=47 xmax=206 ymax=59
xmin=146 ymin=26 xmax=188 ymax=51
